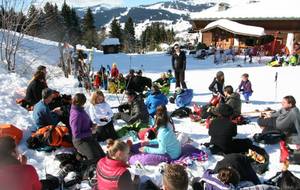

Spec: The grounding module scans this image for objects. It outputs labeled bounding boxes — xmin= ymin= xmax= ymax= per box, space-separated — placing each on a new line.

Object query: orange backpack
xmin=33 ymin=125 xmax=72 ymax=147
xmin=0 ymin=124 xmax=23 ymax=144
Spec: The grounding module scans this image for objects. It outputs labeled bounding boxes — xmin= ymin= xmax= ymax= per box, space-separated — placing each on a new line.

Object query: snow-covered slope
xmin=1 ymin=35 xmax=300 ymax=189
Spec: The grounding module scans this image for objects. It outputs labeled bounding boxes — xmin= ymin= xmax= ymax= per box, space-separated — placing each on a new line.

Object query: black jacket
xmin=172 ymin=51 xmax=186 ymax=71
xmin=213 ymin=153 xmax=261 ymax=185
xmin=118 ymin=95 xmax=149 ymax=125
xmin=25 ymin=79 xmax=47 ymax=106
xmin=208 ymin=78 xmax=224 ymax=96
xmin=127 ymin=76 xmax=152 ymax=93
xmin=209 ymin=118 xmax=237 ymax=153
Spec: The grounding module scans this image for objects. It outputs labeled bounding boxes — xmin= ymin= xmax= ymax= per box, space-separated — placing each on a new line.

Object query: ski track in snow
xmin=1 ymin=35 xmax=300 ymax=189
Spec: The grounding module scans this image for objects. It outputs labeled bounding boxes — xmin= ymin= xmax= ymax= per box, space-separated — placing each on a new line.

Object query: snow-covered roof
xmin=191 ymin=0 xmax=300 ymax=20
xmin=201 ymin=19 xmax=265 ymax=37
xmin=101 ymin=38 xmax=120 ymax=46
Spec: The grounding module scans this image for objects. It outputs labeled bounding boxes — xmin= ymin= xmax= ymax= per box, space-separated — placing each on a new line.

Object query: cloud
xmin=34 ymin=0 xmax=123 ymax=8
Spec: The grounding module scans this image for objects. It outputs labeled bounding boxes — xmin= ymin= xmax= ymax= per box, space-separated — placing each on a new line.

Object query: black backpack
xmin=170 ymin=107 xmax=192 ymax=118
xmin=253 ymin=130 xmax=285 ymax=145
xmin=248 ymin=144 xmax=270 ymax=175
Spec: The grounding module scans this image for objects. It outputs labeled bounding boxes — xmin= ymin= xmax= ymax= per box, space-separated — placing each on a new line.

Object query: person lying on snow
xmin=138 ymin=105 xmax=181 ymax=160
xmin=0 ymin=136 xmax=60 ymax=190
xmin=70 ymin=93 xmax=105 ymax=163
xmin=208 ymin=104 xmax=249 ymax=155
xmin=154 ymin=73 xmax=171 ymax=95
xmin=145 ymin=84 xmax=168 ymax=118
xmin=113 ymin=90 xmax=149 ymax=127
xmin=32 ymin=88 xmax=62 ymax=131
xmin=87 ymin=90 xmax=118 ymax=142
xmin=169 ymin=87 xmax=193 ymax=108
xmin=257 ymin=95 xmax=300 ymax=144
xmin=193 ymin=153 xmax=261 ymax=190
xmin=97 ymin=139 xmax=140 ymax=190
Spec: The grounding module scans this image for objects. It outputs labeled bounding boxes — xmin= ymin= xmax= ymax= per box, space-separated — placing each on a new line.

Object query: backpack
xmin=0 ymin=124 xmax=23 ymax=144
xmin=253 ymin=130 xmax=285 ymax=145
xmin=247 ymin=144 xmax=269 ymax=175
xmin=170 ymin=107 xmax=192 ymax=118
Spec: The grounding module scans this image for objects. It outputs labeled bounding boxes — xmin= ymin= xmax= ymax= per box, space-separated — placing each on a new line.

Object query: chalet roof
xmin=201 ymin=19 xmax=265 ymax=37
xmin=191 ymin=0 xmax=300 ymax=20
xmin=101 ymin=38 xmax=120 ymax=46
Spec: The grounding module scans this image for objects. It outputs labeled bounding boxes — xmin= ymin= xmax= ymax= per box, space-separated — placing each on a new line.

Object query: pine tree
xmin=110 ymin=18 xmax=122 ymax=41
xmin=61 ymin=1 xmax=72 ymax=28
xmin=124 ymin=16 xmax=135 ymax=38
xmin=124 ymin=17 xmax=135 ymax=52
xmin=81 ymin=8 xmax=98 ymax=48
xmin=26 ymin=5 xmax=41 ymax=36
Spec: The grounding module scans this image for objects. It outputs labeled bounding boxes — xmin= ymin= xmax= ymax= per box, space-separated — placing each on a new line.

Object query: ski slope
xmin=0 ymin=35 xmax=300 ymax=189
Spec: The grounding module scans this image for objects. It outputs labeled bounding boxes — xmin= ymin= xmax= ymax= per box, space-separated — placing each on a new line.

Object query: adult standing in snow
xmin=88 ymin=90 xmax=118 ymax=142
xmin=172 ymin=44 xmax=187 ymax=89
xmin=70 ymin=93 xmax=105 ymax=163
xmin=257 ymin=96 xmax=300 ymax=143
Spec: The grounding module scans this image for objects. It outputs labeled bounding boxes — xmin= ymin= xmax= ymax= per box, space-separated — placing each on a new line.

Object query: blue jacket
xmin=145 ymin=92 xmax=168 ymax=117
xmin=175 ymin=89 xmax=193 ymax=108
xmin=144 ymin=124 xmax=181 ymax=159
xmin=32 ymin=100 xmax=59 ymax=131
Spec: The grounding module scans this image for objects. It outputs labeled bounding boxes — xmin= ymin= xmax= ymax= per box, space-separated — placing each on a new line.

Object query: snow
xmin=202 ymin=19 xmax=265 ymax=37
xmin=191 ymin=0 xmax=300 ymax=19
xmin=101 ymin=38 xmax=121 ymax=46
xmin=2 ymin=34 xmax=300 ymax=189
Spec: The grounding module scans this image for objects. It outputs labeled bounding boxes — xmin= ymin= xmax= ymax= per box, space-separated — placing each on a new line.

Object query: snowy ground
xmin=1 ymin=35 xmax=300 ymax=189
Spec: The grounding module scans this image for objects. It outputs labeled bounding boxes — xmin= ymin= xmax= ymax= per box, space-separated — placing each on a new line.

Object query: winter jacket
xmin=118 ymin=96 xmax=149 ymax=125
xmin=209 ymin=118 xmax=237 ymax=153
xmin=213 ymin=153 xmax=261 ymax=185
xmin=238 ymin=80 xmax=253 ymax=94
xmin=271 ymin=107 xmax=300 ymax=142
xmin=0 ymin=164 xmax=42 ymax=190
xmin=145 ymin=92 xmax=168 ymax=117
xmin=69 ymin=105 xmax=93 ymax=139
xmin=199 ymin=169 xmax=233 ymax=190
xmin=25 ymin=79 xmax=47 ymax=106
xmin=209 ymin=78 xmax=224 ymax=96
xmin=175 ymin=89 xmax=193 ymax=108
xmin=154 ymin=78 xmax=170 ymax=88
xmin=144 ymin=124 xmax=181 ymax=159
xmin=225 ymin=92 xmax=242 ymax=118
xmin=87 ymin=102 xmax=113 ymax=126
xmin=111 ymin=68 xmax=119 ymax=78
xmin=127 ymin=76 xmax=152 ymax=93
xmin=97 ymin=156 xmax=137 ymax=190
xmin=32 ymin=100 xmax=59 ymax=131
xmin=172 ymin=51 xmax=186 ymax=71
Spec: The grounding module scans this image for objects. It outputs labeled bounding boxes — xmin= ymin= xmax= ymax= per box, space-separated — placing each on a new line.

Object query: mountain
xmin=75 ymin=0 xmax=215 ymax=40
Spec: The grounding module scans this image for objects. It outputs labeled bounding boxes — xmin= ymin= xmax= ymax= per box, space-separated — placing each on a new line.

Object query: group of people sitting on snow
xmin=5 ymin=63 xmax=300 ymax=190
xmin=268 ymin=43 xmax=300 ymax=67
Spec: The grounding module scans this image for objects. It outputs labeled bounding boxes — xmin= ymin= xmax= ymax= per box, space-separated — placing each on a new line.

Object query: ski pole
xmin=275 ymin=72 xmax=278 ymax=101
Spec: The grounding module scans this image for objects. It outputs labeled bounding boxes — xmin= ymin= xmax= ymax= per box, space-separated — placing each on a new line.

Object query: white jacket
xmin=88 ymin=102 xmax=113 ymax=126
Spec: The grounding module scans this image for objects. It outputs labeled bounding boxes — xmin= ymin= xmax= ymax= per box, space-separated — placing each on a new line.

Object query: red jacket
xmin=97 ymin=157 xmax=128 ymax=190
xmin=111 ymin=68 xmax=119 ymax=78
xmin=94 ymin=74 xmax=101 ymax=88
xmin=0 ymin=164 xmax=42 ymax=190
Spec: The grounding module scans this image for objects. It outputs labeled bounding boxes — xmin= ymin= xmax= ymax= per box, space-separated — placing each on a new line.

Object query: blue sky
xmin=123 ymin=0 xmax=168 ymax=7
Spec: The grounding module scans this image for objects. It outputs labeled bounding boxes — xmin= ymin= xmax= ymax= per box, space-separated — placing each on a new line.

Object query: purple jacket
xmin=69 ymin=105 xmax=92 ymax=139
xmin=200 ymin=169 xmax=233 ymax=190
xmin=238 ymin=80 xmax=253 ymax=93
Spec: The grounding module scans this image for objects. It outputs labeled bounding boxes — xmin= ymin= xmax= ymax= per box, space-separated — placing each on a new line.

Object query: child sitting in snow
xmin=96 ymin=139 xmax=139 ymax=190
xmin=238 ymin=73 xmax=253 ymax=103
xmin=134 ymin=105 xmax=181 ymax=162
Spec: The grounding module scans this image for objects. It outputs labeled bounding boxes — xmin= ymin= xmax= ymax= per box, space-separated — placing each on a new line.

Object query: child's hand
xmin=139 ymin=147 xmax=145 ymax=152
xmin=140 ymin=141 xmax=149 ymax=146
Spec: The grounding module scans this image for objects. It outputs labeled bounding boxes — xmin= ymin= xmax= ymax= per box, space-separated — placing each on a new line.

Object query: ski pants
xmin=174 ymin=70 xmax=187 ymax=89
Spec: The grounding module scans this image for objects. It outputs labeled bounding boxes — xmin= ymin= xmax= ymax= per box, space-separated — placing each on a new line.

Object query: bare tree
xmin=0 ymin=0 xmax=41 ymax=71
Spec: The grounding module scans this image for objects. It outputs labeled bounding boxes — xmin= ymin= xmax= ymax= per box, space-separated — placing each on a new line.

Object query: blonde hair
xmin=90 ymin=90 xmax=104 ymax=105
xmin=106 ymin=139 xmax=129 ymax=158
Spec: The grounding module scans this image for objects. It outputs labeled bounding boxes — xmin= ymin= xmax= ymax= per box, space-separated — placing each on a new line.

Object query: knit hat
xmin=42 ymin=88 xmax=54 ymax=99
xmin=216 ymin=71 xmax=224 ymax=78
xmin=216 ymin=104 xmax=233 ymax=117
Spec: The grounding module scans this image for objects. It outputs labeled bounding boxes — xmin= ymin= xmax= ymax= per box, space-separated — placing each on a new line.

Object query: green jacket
xmin=225 ymin=92 xmax=242 ymax=118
